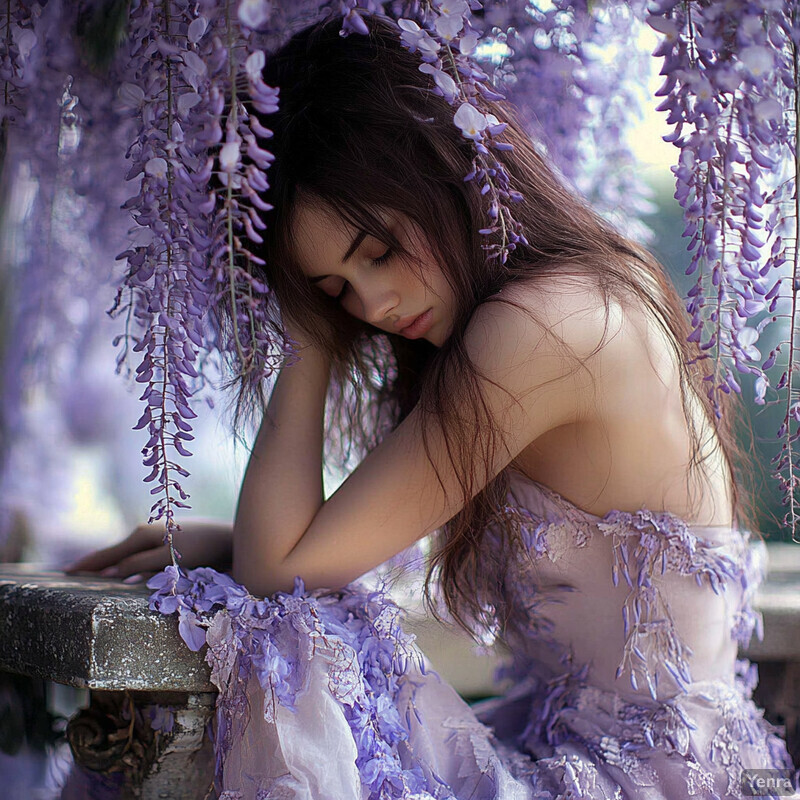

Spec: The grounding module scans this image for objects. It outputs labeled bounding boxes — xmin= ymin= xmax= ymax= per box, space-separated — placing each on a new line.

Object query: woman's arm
xmin=233 ymin=291 xmax=599 ymax=596
xmin=232 ymin=342 xmax=330 ymax=590
xmin=66 ymin=287 xmax=603 ymax=593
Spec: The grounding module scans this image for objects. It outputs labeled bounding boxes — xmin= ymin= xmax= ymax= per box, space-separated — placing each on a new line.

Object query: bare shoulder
xmin=460 ymin=272 xmax=623 ymax=431
xmin=465 ymin=272 xmax=622 ymax=373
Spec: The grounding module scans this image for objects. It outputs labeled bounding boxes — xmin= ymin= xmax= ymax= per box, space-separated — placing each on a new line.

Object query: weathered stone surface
xmin=62 ymin=689 xmax=216 ymax=799
xmin=139 ymin=692 xmax=216 ymax=800
xmin=0 ymin=566 xmax=212 ymax=691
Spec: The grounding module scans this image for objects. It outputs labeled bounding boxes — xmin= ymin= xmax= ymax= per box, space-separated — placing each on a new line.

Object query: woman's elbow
xmin=231 ymin=556 xmax=290 ymax=597
xmin=231 ymin=557 xmax=340 ymax=598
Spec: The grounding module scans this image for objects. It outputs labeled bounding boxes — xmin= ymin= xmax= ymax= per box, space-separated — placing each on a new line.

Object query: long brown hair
xmin=225 ymin=14 xmax=742 ymax=636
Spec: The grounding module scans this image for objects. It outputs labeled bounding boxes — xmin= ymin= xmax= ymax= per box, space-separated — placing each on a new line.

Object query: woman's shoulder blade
xmin=466 ymin=274 xmax=625 ymax=387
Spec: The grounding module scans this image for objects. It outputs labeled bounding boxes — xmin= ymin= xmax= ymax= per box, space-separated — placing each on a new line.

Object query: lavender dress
xmin=169 ymin=470 xmax=796 ymax=799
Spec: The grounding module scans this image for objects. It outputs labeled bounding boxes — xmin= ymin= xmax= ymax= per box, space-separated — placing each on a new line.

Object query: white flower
xmin=398 ymin=18 xmax=440 ymax=58
xmin=434 ymin=13 xmax=464 ymax=41
xmin=458 ymin=33 xmax=479 ymax=56
xmin=145 ymin=157 xmax=168 ymax=180
xmin=219 ymin=141 xmax=241 ymax=173
xmin=754 ymin=375 xmax=767 ymax=405
xmin=245 ymin=51 xmax=266 ymax=82
xmin=735 ymin=326 xmax=761 ymax=361
xmin=687 ymin=73 xmax=713 ymax=101
xmin=435 ymin=0 xmax=468 ymax=15
xmin=398 ymin=19 xmax=421 ymax=33
xmin=116 ymin=82 xmax=145 ymax=113
xmin=238 ymin=0 xmax=272 ymax=30
xmin=419 ymin=64 xmax=457 ymax=103
xmin=11 ymin=26 xmax=37 ymax=61
xmin=453 ymin=102 xmax=487 ymax=140
xmin=739 ymin=45 xmax=774 ymax=79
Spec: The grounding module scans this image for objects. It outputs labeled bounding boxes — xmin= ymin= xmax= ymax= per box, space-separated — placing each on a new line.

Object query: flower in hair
xmin=453 ymin=102 xmax=488 ymax=141
xmin=397 ymin=3 xmax=527 ymax=265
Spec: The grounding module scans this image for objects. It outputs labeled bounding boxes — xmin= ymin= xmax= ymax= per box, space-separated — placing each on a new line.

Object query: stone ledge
xmin=0 ymin=566 xmax=213 ymax=692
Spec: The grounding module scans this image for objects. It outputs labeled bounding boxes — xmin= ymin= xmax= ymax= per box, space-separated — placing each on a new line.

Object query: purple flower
xmin=178 ymin=608 xmax=208 ymax=651
xmin=148 ymin=705 xmax=175 ymax=733
xmin=238 ymin=0 xmax=272 ymax=31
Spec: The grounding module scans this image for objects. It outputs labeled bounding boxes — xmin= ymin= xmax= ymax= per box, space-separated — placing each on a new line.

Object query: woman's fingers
xmin=63 ymin=526 xmax=163 ymax=574
xmin=110 ymin=547 xmax=173 ymax=579
xmin=63 ymin=521 xmax=232 ymax=576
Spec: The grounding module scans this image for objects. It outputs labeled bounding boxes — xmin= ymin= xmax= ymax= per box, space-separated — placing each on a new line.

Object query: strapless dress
xmin=143 ymin=470 xmax=798 ymax=799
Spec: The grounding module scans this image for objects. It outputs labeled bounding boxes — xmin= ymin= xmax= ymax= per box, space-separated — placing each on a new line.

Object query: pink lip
xmin=397 ymin=309 xmax=434 ymax=339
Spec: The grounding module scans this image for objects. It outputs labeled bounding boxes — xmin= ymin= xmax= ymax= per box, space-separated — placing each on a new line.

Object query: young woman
xmin=68 ymin=13 xmax=796 ymax=799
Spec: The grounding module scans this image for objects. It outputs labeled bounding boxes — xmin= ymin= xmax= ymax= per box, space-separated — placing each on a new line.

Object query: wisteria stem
xmin=785 ymin=22 xmax=800 ymax=538
xmin=712 ymin=103 xmax=737 ymax=416
xmin=160 ymin=0 xmax=178 ymax=565
xmin=224 ymin=0 xmax=247 ymax=371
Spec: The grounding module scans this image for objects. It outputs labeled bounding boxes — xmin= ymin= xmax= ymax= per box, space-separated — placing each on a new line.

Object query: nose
xmin=357 ymin=282 xmax=400 ymax=326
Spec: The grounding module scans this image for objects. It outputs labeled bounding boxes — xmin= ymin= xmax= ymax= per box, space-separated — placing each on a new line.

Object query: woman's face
xmin=292 ymin=200 xmax=456 ymax=347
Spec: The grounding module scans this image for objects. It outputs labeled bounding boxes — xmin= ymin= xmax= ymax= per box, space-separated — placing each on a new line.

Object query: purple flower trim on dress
xmin=596 ymin=508 xmax=761 ymax=698
xmin=147 ymin=566 xmax=453 ymax=798
xmin=489 ymin=503 xmax=581 ymax=685
xmin=530 ymin=674 xmax=791 ymax=800
xmin=501 ymin=486 xmax=760 ymax=702
xmin=482 ymin=486 xmax=795 ymax=798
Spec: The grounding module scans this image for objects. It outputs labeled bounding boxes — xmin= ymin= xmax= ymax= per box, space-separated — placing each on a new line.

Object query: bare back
xmin=505 ymin=274 xmax=733 ymax=527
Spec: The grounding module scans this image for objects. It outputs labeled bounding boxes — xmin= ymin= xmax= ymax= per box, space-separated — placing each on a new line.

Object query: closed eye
xmin=335 ymin=247 xmax=391 ymax=299
xmin=372 ymin=247 xmax=393 ymax=266
xmin=313 ymin=244 xmax=393 ymax=299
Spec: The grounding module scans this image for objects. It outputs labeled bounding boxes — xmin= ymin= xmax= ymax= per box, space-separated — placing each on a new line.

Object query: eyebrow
xmin=308 ymin=230 xmax=368 ymax=284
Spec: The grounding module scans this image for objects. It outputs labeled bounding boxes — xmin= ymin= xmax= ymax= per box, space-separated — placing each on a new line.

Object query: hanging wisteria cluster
xmin=108 ymin=0 xmax=294 ymax=549
xmin=393 ymin=0 xmax=529 ymax=263
xmin=646 ymin=0 xmax=799 ymax=530
xmin=1 ymin=0 xmax=799 ymax=555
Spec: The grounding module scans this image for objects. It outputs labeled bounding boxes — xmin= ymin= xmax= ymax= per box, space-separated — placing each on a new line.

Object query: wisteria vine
xmin=647 ymin=0 xmax=799 ymax=532
xmin=109 ymin=0 xmax=289 ymax=553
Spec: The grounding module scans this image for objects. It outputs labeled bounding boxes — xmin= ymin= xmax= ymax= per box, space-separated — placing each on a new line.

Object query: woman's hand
xmin=63 ymin=520 xmax=233 ymax=582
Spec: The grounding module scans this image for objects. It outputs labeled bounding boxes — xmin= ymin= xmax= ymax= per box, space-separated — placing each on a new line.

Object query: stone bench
xmin=0 ymin=567 xmax=217 ymax=798
xmin=0 ymin=543 xmax=798 ymax=797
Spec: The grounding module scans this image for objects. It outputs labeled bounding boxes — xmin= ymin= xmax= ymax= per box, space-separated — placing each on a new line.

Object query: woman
xmin=68 ymin=14 xmax=796 ymax=799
